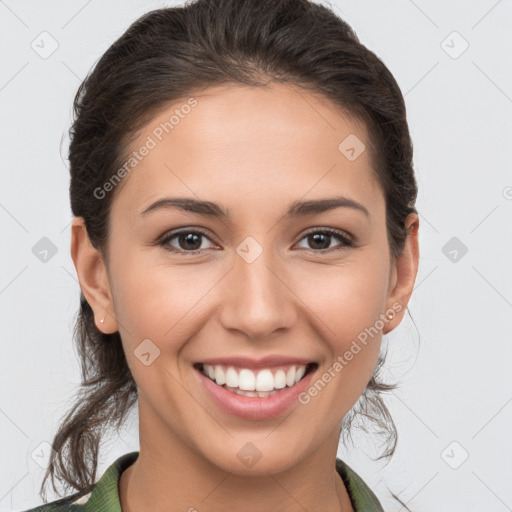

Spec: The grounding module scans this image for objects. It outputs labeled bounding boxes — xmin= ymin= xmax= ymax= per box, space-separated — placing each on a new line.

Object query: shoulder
xmin=335 ymin=457 xmax=385 ymax=512
xmin=22 ymin=451 xmax=139 ymax=512
xmin=21 ymin=487 xmax=93 ymax=511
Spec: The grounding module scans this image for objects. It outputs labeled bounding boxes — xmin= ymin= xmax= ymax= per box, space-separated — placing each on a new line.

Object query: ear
xmin=383 ymin=213 xmax=420 ymax=334
xmin=70 ymin=217 xmax=118 ymax=334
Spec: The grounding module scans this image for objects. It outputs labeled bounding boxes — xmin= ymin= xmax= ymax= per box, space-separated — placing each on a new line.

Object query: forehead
xmin=111 ymin=83 xmax=382 ymax=218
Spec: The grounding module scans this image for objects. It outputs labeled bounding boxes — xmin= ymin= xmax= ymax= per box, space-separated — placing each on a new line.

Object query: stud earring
xmin=100 ymin=317 xmax=105 ymax=324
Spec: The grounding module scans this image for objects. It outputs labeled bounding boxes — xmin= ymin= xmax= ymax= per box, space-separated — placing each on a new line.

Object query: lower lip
xmin=195 ymin=366 xmax=316 ymax=421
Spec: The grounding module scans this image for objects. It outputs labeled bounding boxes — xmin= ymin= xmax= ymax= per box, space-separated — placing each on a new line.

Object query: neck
xmin=119 ymin=403 xmax=354 ymax=512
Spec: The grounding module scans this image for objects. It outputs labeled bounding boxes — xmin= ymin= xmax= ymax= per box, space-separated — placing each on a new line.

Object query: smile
xmin=193 ymin=361 xmax=318 ymax=420
xmin=196 ymin=363 xmax=316 ymax=397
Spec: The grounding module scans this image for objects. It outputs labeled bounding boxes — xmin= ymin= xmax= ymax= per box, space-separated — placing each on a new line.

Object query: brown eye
xmin=296 ymin=229 xmax=353 ymax=252
xmin=159 ymin=229 xmax=215 ymax=253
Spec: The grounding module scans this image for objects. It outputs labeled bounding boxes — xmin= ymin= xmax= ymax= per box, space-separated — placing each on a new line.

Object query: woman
xmin=26 ymin=0 xmax=419 ymax=510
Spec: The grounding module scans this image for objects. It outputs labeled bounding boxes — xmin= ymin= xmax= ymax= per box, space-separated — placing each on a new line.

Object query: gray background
xmin=1 ymin=0 xmax=511 ymax=510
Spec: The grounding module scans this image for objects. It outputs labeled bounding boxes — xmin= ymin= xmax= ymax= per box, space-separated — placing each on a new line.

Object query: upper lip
xmin=196 ymin=355 xmax=317 ymax=369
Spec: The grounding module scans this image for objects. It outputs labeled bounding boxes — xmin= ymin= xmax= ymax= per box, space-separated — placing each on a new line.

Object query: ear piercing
xmin=100 ymin=317 xmax=105 ymax=324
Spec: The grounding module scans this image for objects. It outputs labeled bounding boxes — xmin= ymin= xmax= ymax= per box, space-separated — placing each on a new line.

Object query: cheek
xmin=109 ymin=247 xmax=224 ymax=345
xmin=299 ymin=252 xmax=390 ymax=343
xmin=108 ymin=254 xmax=219 ymax=402
xmin=295 ymin=251 xmax=389 ymax=397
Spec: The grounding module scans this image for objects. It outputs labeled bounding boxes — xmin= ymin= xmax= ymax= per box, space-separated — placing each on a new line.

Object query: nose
xmin=218 ymin=247 xmax=297 ymax=340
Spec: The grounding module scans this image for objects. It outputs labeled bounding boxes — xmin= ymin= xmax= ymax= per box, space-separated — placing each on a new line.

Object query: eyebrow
xmin=139 ymin=195 xmax=370 ymax=219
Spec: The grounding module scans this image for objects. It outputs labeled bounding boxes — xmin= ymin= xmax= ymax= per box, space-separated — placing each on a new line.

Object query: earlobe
xmin=383 ymin=213 xmax=420 ymax=334
xmin=70 ymin=217 xmax=118 ymax=334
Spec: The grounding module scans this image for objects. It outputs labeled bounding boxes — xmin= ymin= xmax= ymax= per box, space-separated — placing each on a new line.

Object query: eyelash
xmin=158 ymin=227 xmax=354 ymax=255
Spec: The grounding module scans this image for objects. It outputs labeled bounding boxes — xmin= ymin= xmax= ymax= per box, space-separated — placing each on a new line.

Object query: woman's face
xmin=75 ymin=83 xmax=417 ymax=475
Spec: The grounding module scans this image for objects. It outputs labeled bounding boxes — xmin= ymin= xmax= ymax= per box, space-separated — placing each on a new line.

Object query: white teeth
xmin=238 ymin=369 xmax=256 ymax=391
xmin=257 ymin=390 xmax=277 ymax=397
xmin=286 ymin=366 xmax=296 ymax=387
xmin=201 ymin=363 xmax=311 ymax=392
xmin=228 ymin=386 xmax=278 ymax=397
xmin=274 ymin=370 xmax=287 ymax=389
xmin=214 ymin=366 xmax=226 ymax=385
xmin=295 ymin=365 xmax=306 ymax=383
xmin=239 ymin=390 xmax=257 ymax=397
xmin=256 ymin=369 xmax=274 ymax=391
xmin=225 ymin=367 xmax=238 ymax=388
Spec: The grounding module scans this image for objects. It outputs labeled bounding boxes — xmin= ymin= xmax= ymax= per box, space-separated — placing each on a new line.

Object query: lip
xmin=194 ymin=362 xmax=318 ymax=421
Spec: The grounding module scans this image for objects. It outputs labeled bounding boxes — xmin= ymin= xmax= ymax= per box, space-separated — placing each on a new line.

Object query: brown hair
xmin=41 ymin=0 xmax=418 ymax=502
